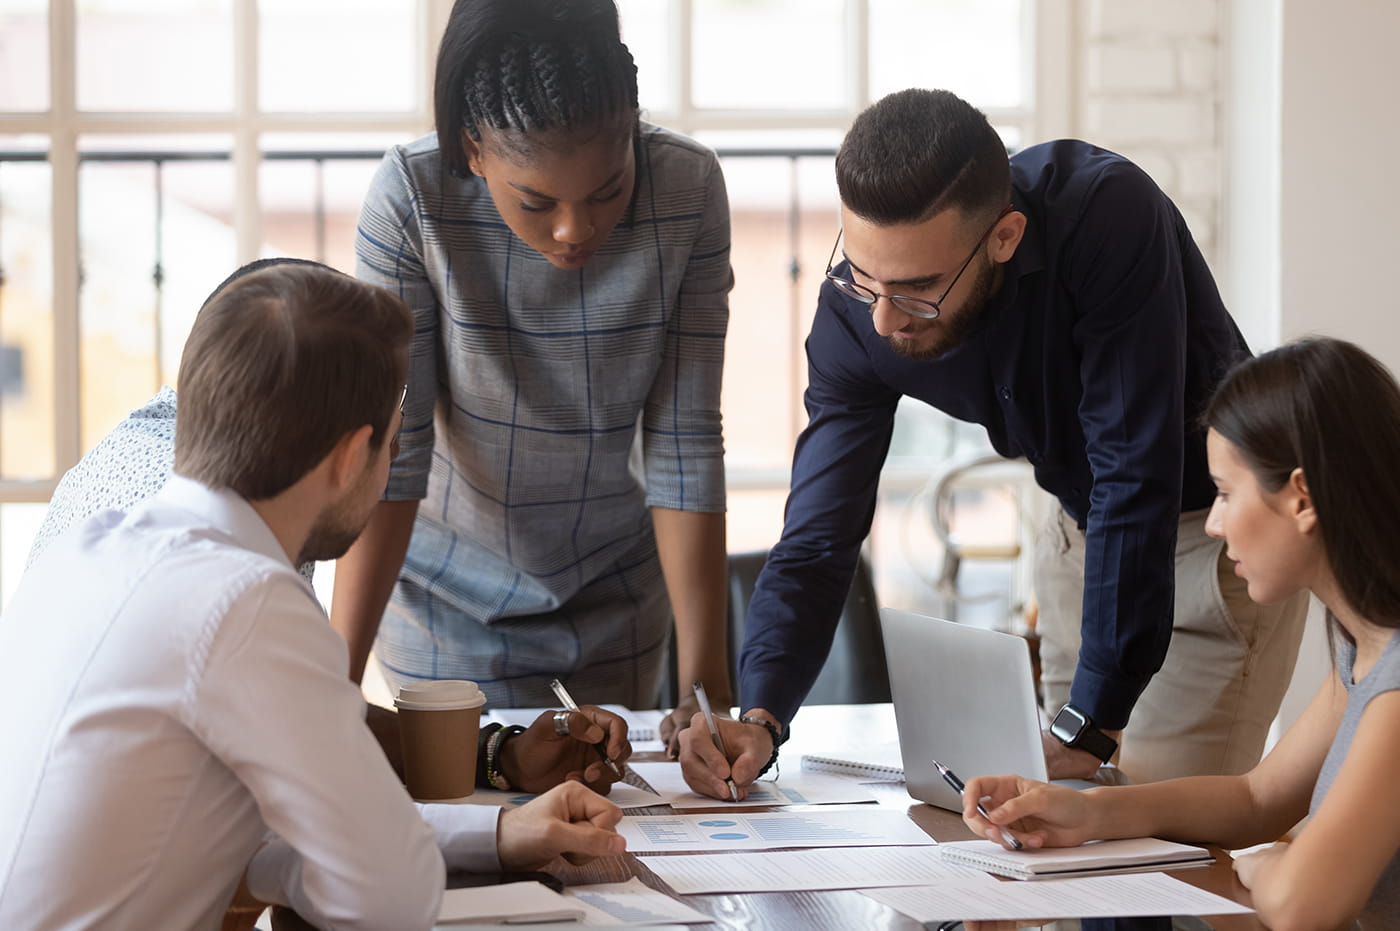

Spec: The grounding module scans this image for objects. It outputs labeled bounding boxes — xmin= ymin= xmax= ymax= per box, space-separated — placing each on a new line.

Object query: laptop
xmin=879 ymin=607 xmax=1077 ymax=812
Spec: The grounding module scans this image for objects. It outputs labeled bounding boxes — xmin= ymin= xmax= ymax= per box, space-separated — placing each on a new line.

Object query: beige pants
xmin=1035 ymin=506 xmax=1308 ymax=783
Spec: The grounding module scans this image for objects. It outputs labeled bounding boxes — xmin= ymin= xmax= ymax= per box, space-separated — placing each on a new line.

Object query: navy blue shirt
xmin=738 ymin=140 xmax=1249 ymax=731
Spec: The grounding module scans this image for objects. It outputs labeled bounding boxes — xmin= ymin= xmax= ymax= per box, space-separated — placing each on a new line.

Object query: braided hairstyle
xmin=434 ymin=0 xmax=640 ymax=174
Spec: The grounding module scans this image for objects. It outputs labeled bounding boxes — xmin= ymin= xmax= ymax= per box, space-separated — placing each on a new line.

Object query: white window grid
xmin=0 ymin=0 xmax=1069 ymax=508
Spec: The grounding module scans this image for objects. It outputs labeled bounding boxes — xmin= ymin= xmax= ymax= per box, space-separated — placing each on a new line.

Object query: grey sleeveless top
xmin=1310 ymin=629 xmax=1400 ymax=928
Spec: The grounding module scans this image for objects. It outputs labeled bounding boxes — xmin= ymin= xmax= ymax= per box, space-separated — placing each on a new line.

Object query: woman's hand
xmin=960 ymin=774 xmax=1101 ymax=850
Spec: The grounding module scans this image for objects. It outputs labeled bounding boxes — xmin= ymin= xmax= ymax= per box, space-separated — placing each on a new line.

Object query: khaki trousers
xmin=1035 ymin=507 xmax=1307 ymax=783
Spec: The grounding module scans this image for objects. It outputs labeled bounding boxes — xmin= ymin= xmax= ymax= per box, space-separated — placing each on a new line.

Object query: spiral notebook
xmin=799 ymin=740 xmax=905 ymax=780
xmin=939 ymin=837 xmax=1214 ymax=881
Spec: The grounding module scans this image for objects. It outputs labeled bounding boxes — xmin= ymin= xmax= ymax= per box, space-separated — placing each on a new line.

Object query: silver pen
xmin=933 ymin=758 xmax=1023 ymax=850
xmin=548 ymin=678 xmax=623 ymax=778
xmin=692 ymin=681 xmax=739 ymax=802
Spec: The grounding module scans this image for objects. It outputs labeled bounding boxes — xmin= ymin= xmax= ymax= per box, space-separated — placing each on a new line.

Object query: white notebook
xmin=799 ymin=740 xmax=905 ymax=780
xmin=939 ymin=836 xmax=1214 ymax=881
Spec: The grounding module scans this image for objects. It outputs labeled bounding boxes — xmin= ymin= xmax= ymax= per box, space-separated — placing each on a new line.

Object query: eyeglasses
xmin=397 ymin=383 xmax=408 ymax=417
xmin=389 ymin=383 xmax=408 ymax=460
xmin=824 ymin=206 xmax=1012 ymax=320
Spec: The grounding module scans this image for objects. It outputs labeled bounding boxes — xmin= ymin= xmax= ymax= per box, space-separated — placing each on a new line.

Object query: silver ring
xmin=553 ymin=710 xmax=571 ymax=737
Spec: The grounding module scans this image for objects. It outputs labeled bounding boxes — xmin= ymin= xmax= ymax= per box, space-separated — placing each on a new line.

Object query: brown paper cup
xmin=394 ymin=680 xmax=486 ymax=802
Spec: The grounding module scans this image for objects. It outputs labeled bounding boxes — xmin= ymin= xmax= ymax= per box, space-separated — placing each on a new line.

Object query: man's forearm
xmin=331 ymin=499 xmax=419 ymax=684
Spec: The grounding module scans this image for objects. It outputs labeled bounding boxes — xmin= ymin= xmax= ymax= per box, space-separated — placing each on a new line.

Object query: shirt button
xmin=999 ymin=387 xmax=1011 ymax=400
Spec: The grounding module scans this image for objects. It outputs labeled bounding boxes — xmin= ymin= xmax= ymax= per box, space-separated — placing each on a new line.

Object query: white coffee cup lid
xmin=393 ymin=679 xmax=486 ymax=712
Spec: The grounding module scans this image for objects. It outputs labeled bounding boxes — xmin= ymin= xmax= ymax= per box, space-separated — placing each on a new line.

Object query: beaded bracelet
xmin=476 ymin=723 xmax=503 ymax=788
xmin=739 ymin=714 xmax=783 ymax=778
xmin=485 ymin=724 xmax=527 ymax=791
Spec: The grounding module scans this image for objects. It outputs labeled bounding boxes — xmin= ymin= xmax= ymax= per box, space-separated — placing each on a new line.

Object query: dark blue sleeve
xmin=737 ymin=284 xmax=900 ymax=728
xmin=1066 ymin=162 xmax=1188 ymax=730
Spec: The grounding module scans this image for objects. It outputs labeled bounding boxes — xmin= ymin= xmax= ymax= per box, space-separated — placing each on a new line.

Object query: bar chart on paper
xmin=619 ymin=809 xmax=936 ymax=853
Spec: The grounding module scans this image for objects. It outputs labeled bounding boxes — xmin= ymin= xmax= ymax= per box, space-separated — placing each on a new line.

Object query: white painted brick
xmin=1125 ymin=150 xmax=1177 ymax=191
xmin=1177 ymin=41 xmax=1219 ymax=90
xmin=1086 ymin=96 xmax=1216 ymax=147
xmin=1089 ymin=45 xmax=1176 ymax=93
xmin=1176 ymin=200 xmax=1217 ymax=253
xmin=1177 ymin=151 xmax=1220 ymax=200
xmin=1088 ymin=0 xmax=1219 ymax=39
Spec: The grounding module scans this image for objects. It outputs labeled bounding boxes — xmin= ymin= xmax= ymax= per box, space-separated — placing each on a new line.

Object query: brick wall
xmin=1076 ymin=0 xmax=1223 ymax=261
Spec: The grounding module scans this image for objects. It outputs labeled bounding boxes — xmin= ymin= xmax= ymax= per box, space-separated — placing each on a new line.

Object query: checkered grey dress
xmin=356 ymin=124 xmax=731 ymax=708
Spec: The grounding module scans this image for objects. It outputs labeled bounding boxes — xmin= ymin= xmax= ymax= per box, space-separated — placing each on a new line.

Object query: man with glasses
xmin=680 ymin=88 xmax=1308 ymax=798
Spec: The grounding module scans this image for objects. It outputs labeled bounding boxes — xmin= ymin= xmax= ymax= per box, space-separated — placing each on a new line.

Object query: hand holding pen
xmin=934 ymin=758 xmax=1024 ymax=850
xmin=548 ymin=678 xmax=624 ymax=779
xmin=692 ymin=681 xmax=740 ymax=802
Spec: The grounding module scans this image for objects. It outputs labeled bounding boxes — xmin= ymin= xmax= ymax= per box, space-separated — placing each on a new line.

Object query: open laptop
xmin=879 ymin=607 xmax=1089 ymax=812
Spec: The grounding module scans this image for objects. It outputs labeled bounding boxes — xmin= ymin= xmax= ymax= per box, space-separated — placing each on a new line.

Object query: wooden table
xmin=275 ymin=703 xmax=1263 ymax=930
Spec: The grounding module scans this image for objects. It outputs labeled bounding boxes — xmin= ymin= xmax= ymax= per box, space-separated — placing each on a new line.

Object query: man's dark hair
xmin=173 ymin=262 xmax=411 ymax=501
xmin=835 ymin=88 xmax=1011 ymax=226
xmin=434 ymin=0 xmax=640 ymax=171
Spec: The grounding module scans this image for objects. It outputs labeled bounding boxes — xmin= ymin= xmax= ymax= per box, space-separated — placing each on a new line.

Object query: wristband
xmin=739 ymin=715 xmax=782 ymax=778
xmin=485 ymin=724 xmax=527 ymax=791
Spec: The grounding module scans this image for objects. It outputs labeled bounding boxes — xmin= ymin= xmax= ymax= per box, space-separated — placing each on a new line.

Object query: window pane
xmin=1 ymin=502 xmax=47 ymax=609
xmin=692 ymin=0 xmax=845 ymax=110
xmin=259 ymin=137 xmax=390 ymax=273
xmin=869 ymin=0 xmax=1026 ymax=108
xmin=260 ymin=0 xmax=418 ymax=113
xmin=715 ymin=149 xmax=838 ymax=473
xmin=78 ymin=136 xmax=235 ymax=451
xmin=0 ymin=1 xmax=48 ymax=111
xmin=616 ymin=0 xmax=675 ymax=115
xmin=77 ymin=0 xmax=234 ymax=111
xmin=1 ymin=140 xmax=54 ymax=481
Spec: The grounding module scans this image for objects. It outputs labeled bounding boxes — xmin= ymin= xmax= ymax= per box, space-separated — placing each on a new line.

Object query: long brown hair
xmin=1204 ymin=337 xmax=1400 ymax=630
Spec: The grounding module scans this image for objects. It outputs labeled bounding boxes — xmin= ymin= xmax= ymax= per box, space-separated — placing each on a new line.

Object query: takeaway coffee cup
xmin=393 ymin=680 xmax=487 ymax=802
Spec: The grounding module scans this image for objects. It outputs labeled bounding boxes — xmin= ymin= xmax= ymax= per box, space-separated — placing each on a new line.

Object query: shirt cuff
xmin=1067 ymin=667 xmax=1150 ymax=732
xmin=417 ymin=802 xmax=503 ymax=874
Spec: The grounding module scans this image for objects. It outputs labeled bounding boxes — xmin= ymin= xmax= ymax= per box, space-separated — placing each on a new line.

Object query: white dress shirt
xmin=0 ymin=475 xmax=500 ymax=930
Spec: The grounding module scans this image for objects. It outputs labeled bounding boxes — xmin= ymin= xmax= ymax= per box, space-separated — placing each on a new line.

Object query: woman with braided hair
xmin=337 ymin=0 xmax=733 ymax=750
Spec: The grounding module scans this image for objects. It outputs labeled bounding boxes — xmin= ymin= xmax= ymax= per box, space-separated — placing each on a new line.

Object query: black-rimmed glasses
xmin=824 ymin=206 xmax=1012 ymax=320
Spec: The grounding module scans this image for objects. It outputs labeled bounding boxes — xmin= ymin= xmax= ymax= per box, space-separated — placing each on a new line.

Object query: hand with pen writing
xmin=959 ymin=774 xmax=1101 ymax=850
xmin=500 ymin=707 xmax=632 ymax=794
xmin=677 ymin=712 xmax=777 ymax=801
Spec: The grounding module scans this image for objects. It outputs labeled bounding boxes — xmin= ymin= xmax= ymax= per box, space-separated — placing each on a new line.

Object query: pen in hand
xmin=692 ymin=681 xmax=739 ymax=802
xmin=933 ymin=758 xmax=1023 ymax=850
xmin=547 ymin=678 xmax=623 ymax=779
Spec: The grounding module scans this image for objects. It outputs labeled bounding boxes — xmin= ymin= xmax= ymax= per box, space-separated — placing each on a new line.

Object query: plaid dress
xmin=355 ymin=124 xmax=731 ymax=708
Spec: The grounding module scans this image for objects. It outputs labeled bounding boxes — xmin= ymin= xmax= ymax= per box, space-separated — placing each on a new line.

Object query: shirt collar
xmin=151 ymin=473 xmax=295 ymax=570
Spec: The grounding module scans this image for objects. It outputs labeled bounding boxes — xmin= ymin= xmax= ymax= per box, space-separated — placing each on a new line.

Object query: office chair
xmin=656 ymin=550 xmax=890 ymax=709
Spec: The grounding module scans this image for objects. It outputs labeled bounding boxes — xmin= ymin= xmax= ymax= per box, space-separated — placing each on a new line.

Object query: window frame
xmin=0 ymin=0 xmax=1066 ymax=501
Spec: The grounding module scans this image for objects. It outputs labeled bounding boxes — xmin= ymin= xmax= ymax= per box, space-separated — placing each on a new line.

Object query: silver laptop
xmin=879 ymin=607 xmax=1056 ymax=812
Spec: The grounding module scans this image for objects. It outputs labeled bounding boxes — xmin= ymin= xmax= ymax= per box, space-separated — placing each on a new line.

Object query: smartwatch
xmin=1049 ymin=703 xmax=1118 ymax=763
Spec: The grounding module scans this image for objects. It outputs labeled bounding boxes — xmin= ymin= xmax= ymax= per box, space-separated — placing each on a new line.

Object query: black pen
xmin=548 ymin=678 xmax=623 ymax=778
xmin=933 ymin=758 xmax=1023 ymax=850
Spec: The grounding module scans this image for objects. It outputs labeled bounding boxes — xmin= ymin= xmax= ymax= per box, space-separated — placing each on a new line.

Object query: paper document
xmin=436 ymin=880 xmax=583 ymax=924
xmin=563 ymin=878 xmax=711 ymax=925
xmin=454 ymin=781 xmax=663 ymax=810
xmin=627 ymin=760 xmax=877 ymax=808
xmin=619 ymin=808 xmax=935 ymax=853
xmin=642 ymin=846 xmax=993 ymax=894
xmin=863 ymin=871 xmax=1254 ymax=921
xmin=939 ymin=836 xmax=1213 ymax=880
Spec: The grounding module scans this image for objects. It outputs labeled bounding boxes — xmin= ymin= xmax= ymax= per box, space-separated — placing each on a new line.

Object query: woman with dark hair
xmin=335 ymin=0 xmax=732 ymax=746
xmin=960 ymin=337 xmax=1400 ymax=929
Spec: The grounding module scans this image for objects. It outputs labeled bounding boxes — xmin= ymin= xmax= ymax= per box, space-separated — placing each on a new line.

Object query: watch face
xmin=1049 ymin=705 xmax=1087 ymax=743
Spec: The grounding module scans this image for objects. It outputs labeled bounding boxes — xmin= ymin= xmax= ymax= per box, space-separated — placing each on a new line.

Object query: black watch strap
xmin=1068 ymin=723 xmax=1117 ymax=763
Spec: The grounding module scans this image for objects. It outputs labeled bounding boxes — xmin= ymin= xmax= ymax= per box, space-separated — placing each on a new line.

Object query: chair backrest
xmin=655 ymin=549 xmax=891 ymax=709
xmin=726 ymin=549 xmax=891 ymax=707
